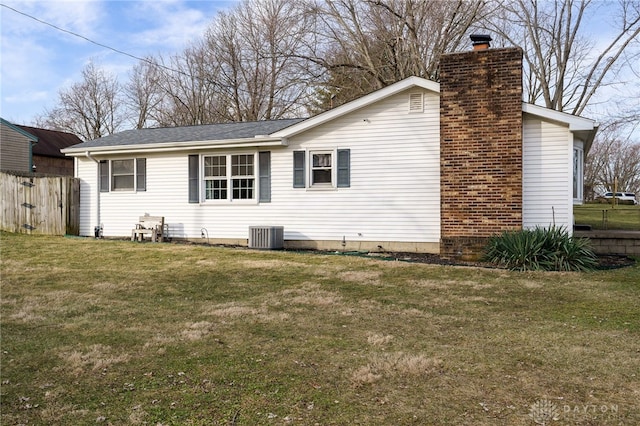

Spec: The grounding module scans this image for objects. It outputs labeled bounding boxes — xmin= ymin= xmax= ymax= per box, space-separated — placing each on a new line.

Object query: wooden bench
xmin=131 ymin=215 xmax=165 ymax=242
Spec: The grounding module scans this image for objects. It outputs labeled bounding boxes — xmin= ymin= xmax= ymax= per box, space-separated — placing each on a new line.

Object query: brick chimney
xmin=439 ymin=37 xmax=523 ymax=259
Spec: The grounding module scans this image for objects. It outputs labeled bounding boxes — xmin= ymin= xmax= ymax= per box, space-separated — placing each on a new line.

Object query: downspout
xmin=85 ymin=152 xmax=101 ymax=233
xmin=30 ymin=140 xmax=37 ymax=173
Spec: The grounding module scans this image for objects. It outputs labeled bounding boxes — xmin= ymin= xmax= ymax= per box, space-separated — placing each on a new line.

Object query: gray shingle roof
xmin=67 ymin=119 xmax=304 ymax=150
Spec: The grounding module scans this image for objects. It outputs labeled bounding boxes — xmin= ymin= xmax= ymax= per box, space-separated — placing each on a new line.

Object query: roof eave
xmin=522 ymin=103 xmax=598 ymax=132
xmin=62 ymin=136 xmax=287 ymax=156
xmin=522 ymin=103 xmax=598 ymax=153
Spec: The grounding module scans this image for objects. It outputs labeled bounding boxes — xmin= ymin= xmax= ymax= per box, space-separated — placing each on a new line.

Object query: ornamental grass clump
xmin=483 ymin=226 xmax=597 ymax=271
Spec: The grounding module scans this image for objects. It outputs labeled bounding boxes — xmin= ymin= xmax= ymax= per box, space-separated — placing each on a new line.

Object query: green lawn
xmin=1 ymin=232 xmax=639 ymax=425
xmin=574 ymin=204 xmax=640 ymax=231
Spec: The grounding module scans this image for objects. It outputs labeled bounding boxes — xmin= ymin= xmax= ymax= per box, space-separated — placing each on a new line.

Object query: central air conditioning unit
xmin=248 ymin=226 xmax=284 ymax=249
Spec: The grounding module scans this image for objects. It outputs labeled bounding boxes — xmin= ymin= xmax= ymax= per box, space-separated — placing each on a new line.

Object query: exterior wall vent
xmin=248 ymin=226 xmax=284 ymax=249
xmin=409 ymin=93 xmax=423 ymax=112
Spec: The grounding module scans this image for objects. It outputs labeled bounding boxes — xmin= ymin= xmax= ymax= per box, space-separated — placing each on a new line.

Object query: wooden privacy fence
xmin=0 ymin=172 xmax=80 ymax=235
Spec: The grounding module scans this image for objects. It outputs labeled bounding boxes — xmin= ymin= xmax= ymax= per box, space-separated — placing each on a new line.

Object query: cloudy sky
xmin=1 ymin=0 xmax=237 ymax=125
xmin=1 ymin=0 xmax=637 ymax=139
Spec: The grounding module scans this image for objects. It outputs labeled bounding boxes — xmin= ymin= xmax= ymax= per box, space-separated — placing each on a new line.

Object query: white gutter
xmin=63 ymin=137 xmax=286 ymax=156
xmin=85 ymin=151 xmax=101 ymax=232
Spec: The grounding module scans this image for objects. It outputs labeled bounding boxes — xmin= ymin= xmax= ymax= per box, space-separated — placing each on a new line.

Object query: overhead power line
xmin=0 ymin=2 xmax=317 ymax=118
xmin=0 ymin=3 xmax=196 ymax=78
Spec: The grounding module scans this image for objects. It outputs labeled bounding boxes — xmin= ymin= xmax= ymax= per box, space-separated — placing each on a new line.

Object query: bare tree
xmin=148 ymin=45 xmax=223 ymax=127
xmin=306 ymin=0 xmax=486 ymax=110
xmin=485 ymin=0 xmax=640 ymax=116
xmin=585 ymin=123 xmax=640 ymax=199
xmin=124 ymin=58 xmax=165 ymax=129
xmin=38 ymin=62 xmax=124 ymax=140
xmin=204 ymin=0 xmax=314 ymax=122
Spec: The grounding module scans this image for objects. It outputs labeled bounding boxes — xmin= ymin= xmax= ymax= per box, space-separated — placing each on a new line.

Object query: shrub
xmin=483 ymin=226 xmax=598 ymax=271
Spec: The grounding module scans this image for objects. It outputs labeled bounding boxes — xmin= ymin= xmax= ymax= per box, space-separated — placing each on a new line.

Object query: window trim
xmin=294 ymin=149 xmax=351 ymax=190
xmin=203 ymin=154 xmax=228 ymax=201
xmin=310 ymin=150 xmax=334 ymax=187
xmin=200 ymin=152 xmax=259 ymax=204
xmin=100 ymin=158 xmax=146 ymax=192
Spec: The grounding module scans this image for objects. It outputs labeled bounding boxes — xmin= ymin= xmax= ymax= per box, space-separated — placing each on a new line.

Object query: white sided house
xmin=63 ymin=43 xmax=597 ymax=258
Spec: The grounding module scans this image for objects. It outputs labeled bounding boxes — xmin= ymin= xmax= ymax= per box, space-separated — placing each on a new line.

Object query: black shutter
xmin=188 ymin=155 xmax=199 ymax=203
xmin=136 ymin=158 xmax=146 ymax=191
xmin=293 ymin=151 xmax=305 ymax=188
xmin=259 ymin=151 xmax=271 ymax=202
xmin=337 ymin=149 xmax=350 ymax=188
xmin=99 ymin=160 xmax=109 ymax=192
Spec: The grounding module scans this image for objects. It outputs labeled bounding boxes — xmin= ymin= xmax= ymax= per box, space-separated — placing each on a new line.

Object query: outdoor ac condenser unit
xmin=248 ymin=226 xmax=284 ymax=249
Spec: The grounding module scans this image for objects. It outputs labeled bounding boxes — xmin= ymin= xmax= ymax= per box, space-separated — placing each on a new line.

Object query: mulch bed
xmin=138 ymin=238 xmax=638 ymax=270
xmin=362 ymin=251 xmax=636 ymax=270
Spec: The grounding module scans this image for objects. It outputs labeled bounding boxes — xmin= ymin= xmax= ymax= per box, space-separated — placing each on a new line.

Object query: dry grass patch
xmin=203 ymin=301 xmax=291 ymax=323
xmin=180 ymin=321 xmax=217 ymax=341
xmin=238 ymin=258 xmax=308 ymax=269
xmin=204 ymin=302 xmax=261 ymax=319
xmin=8 ymin=290 xmax=103 ymax=323
xmin=1 ymin=233 xmax=638 ymax=425
xmin=351 ymin=352 xmax=443 ymax=386
xmin=56 ymin=344 xmax=130 ymax=376
xmin=366 ymin=333 xmax=394 ymax=346
xmin=278 ymin=282 xmax=342 ymax=306
xmin=337 ymin=269 xmax=382 ymax=285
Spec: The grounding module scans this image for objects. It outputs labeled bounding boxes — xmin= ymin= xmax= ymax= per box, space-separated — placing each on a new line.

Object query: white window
xmin=293 ymin=149 xmax=350 ymax=189
xmin=204 ymin=155 xmax=227 ymax=200
xmin=101 ymin=158 xmax=146 ymax=192
xmin=311 ymin=151 xmax=333 ymax=186
xmin=203 ymin=154 xmax=255 ymax=201
xmin=573 ymin=146 xmax=583 ymax=201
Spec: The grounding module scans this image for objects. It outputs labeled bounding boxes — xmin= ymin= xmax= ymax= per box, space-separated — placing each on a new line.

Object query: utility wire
xmin=0 ymin=3 xmax=200 ymax=80
xmin=0 ymin=2 xmax=319 ymax=118
xmin=0 ymin=3 xmax=313 ymax=95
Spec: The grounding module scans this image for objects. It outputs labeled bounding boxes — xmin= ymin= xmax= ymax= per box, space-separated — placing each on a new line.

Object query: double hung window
xmin=311 ymin=152 xmax=332 ymax=185
xmin=197 ymin=153 xmax=259 ymax=202
xmin=99 ymin=158 xmax=146 ymax=192
xmin=204 ymin=155 xmax=227 ymax=200
xmin=293 ymin=149 xmax=350 ymax=189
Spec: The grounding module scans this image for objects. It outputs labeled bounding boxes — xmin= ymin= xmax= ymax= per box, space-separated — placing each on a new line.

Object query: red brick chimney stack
xmin=439 ymin=35 xmax=524 ymax=259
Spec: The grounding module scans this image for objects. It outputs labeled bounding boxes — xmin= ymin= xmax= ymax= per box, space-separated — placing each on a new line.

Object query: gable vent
xmin=409 ymin=93 xmax=423 ymax=112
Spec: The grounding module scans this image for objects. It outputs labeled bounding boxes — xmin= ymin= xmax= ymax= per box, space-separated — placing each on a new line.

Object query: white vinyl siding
xmin=76 ymin=89 xmax=441 ymax=244
xmin=523 ymin=116 xmax=573 ymax=232
xmin=76 ymin=157 xmax=99 ymax=236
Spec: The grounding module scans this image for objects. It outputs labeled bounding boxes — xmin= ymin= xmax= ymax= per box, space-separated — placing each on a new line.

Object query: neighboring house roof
xmin=17 ymin=125 xmax=83 ymax=158
xmin=63 ymin=76 xmax=598 ymax=156
xmin=63 ymin=119 xmax=304 ymax=154
xmin=1 ymin=117 xmax=38 ymax=143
